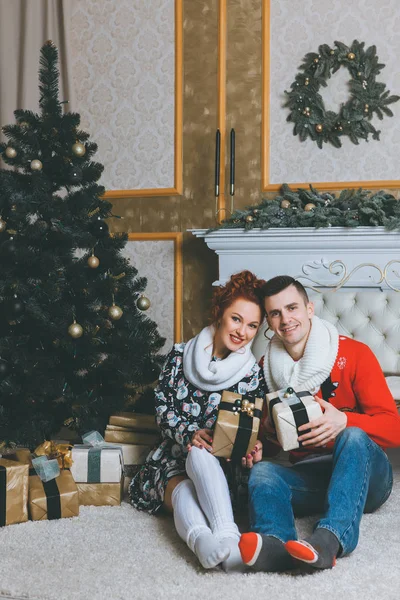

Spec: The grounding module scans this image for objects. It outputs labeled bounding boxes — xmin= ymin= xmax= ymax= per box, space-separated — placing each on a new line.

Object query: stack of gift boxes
xmin=0 ymin=412 xmax=158 ymax=528
xmin=103 ymin=412 xmax=159 ymax=494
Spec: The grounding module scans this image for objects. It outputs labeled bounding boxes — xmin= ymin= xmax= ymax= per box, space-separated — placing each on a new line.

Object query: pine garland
xmin=215 ymin=184 xmax=400 ymax=231
xmin=285 ymin=40 xmax=400 ymax=148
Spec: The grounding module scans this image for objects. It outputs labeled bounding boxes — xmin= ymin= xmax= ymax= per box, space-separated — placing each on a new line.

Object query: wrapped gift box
xmin=108 ymin=412 xmax=158 ymax=432
xmin=266 ymin=387 xmax=323 ymax=451
xmin=0 ymin=458 xmax=29 ymax=526
xmin=104 ymin=426 xmax=159 ymax=446
xmin=70 ymin=444 xmax=124 ymax=483
xmin=29 ymin=468 xmax=79 ymax=521
xmin=112 ymin=443 xmax=151 ymax=466
xmin=77 ymin=478 xmax=124 ymax=506
xmin=211 ymin=391 xmax=263 ymax=462
xmin=0 ymin=447 xmax=32 ymax=466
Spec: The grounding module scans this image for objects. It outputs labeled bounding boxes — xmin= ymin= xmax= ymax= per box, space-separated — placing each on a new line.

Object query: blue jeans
xmin=248 ymin=427 xmax=393 ymax=555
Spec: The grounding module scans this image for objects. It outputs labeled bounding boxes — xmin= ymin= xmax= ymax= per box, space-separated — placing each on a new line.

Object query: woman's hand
xmin=241 ymin=440 xmax=263 ymax=469
xmin=187 ymin=428 xmax=213 ymax=452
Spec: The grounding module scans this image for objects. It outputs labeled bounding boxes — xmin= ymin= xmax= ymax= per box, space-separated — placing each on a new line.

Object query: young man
xmin=239 ymin=275 xmax=400 ymax=572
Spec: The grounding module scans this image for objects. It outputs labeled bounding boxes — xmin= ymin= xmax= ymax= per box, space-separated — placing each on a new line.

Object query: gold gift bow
xmin=34 ymin=441 xmax=73 ymax=469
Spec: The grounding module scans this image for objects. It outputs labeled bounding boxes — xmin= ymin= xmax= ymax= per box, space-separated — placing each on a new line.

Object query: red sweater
xmin=262 ymin=336 xmax=400 ymax=457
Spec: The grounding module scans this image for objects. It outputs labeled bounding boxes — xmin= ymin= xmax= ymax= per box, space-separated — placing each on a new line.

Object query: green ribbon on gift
xmin=87 ymin=447 xmax=102 ymax=482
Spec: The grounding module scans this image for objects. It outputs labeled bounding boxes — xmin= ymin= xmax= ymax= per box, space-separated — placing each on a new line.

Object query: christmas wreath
xmin=284 ymin=40 xmax=399 ymax=149
xmin=214 ymin=184 xmax=400 ymax=231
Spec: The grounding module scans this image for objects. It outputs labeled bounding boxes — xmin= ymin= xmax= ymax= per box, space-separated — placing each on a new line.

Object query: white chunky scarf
xmin=263 ymin=316 xmax=339 ymax=395
xmin=183 ymin=325 xmax=257 ymax=392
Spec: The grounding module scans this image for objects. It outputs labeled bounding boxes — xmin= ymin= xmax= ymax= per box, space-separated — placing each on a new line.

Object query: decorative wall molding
xmin=71 ymin=0 xmax=182 ymax=197
xmin=190 ymin=226 xmax=400 ymax=289
xmin=123 ymin=233 xmax=183 ymax=350
xmin=262 ymin=0 xmax=400 ymax=192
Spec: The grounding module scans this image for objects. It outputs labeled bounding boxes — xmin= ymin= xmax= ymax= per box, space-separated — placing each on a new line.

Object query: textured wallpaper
xmin=121 ymin=240 xmax=175 ymax=352
xmin=269 ymin=0 xmax=400 ymax=185
xmin=70 ymin=0 xmax=175 ymax=191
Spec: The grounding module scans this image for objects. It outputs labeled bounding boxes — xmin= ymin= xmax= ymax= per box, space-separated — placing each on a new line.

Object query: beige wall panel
xmin=70 ymin=0 xmax=175 ymax=191
xmin=110 ymin=0 xmax=219 ymax=340
xmin=226 ymin=0 xmax=263 ymax=210
xmin=268 ymin=0 xmax=400 ymax=186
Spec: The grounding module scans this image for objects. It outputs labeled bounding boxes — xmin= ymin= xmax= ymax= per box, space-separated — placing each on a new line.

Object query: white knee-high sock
xmin=185 ymin=448 xmax=245 ymax=572
xmin=186 ymin=447 xmax=239 ymax=539
xmin=171 ymin=479 xmax=230 ymax=569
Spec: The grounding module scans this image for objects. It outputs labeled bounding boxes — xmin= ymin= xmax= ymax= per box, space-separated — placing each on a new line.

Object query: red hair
xmin=210 ymin=270 xmax=266 ymax=325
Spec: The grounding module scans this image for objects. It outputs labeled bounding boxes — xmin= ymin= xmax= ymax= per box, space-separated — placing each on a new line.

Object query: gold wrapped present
xmin=211 ymin=391 xmax=263 ymax=461
xmin=266 ymin=387 xmax=322 ymax=451
xmin=1 ymin=447 xmax=32 ymax=466
xmin=104 ymin=427 xmax=159 ymax=445
xmin=0 ymin=458 xmax=29 ymax=526
xmin=29 ymin=469 xmax=79 ymax=521
xmin=108 ymin=412 xmax=158 ymax=432
xmin=77 ymin=478 xmax=124 ymax=506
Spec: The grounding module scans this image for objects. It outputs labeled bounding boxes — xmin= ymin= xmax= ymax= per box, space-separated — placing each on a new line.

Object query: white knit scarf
xmin=263 ymin=316 xmax=339 ymax=394
xmin=183 ymin=325 xmax=257 ymax=392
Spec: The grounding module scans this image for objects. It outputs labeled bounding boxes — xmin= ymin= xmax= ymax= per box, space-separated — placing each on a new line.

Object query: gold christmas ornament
xmin=72 ymin=142 xmax=86 ymax=157
xmin=330 ymin=50 xmax=335 ymax=55
xmin=304 ymin=203 xmax=316 ymax=212
xmin=313 ymin=58 xmax=319 ymax=63
xmin=5 ymin=147 xmax=17 ymax=158
xmin=315 ymin=124 xmax=323 ymax=133
xmin=281 ymin=200 xmax=291 ymax=209
xmin=245 ymin=215 xmax=254 ymax=223
xmin=68 ymin=320 xmax=83 ymax=339
xmin=31 ymin=159 xmax=43 ymax=171
xmin=305 ymin=78 xmax=310 ymax=85
xmin=347 ymin=52 xmax=356 ymax=60
xmin=137 ymin=295 xmax=151 ymax=311
xmin=0 ymin=218 xmax=6 ymax=233
xmin=19 ymin=121 xmax=29 ymax=128
xmin=108 ymin=303 xmax=123 ymax=320
xmin=87 ymin=254 xmax=100 ymax=269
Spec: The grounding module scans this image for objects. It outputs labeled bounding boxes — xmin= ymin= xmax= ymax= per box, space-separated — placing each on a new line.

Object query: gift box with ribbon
xmin=266 ymin=387 xmax=323 ymax=451
xmin=0 ymin=447 xmax=32 ymax=466
xmin=0 ymin=458 xmax=29 ymax=527
xmin=70 ymin=431 xmax=124 ymax=483
xmin=211 ymin=391 xmax=263 ymax=462
xmin=76 ymin=478 xmax=124 ymax=506
xmin=108 ymin=412 xmax=158 ymax=432
xmin=29 ymin=468 xmax=79 ymax=521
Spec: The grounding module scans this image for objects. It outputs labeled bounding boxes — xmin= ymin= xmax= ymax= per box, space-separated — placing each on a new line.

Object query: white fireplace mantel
xmin=189 ymin=227 xmax=400 ymax=290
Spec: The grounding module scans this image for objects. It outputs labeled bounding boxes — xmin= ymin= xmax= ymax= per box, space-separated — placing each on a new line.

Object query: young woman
xmin=130 ymin=271 xmax=267 ymax=571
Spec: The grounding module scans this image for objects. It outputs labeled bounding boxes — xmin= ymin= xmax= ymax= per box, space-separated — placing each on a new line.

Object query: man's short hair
xmin=261 ymin=275 xmax=309 ymax=305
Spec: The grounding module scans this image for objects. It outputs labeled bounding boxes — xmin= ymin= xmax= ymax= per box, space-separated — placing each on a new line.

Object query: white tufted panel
xmin=252 ymin=291 xmax=400 ymax=376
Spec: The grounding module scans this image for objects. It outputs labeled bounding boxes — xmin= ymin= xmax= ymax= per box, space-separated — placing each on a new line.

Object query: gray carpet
xmin=1 ymin=449 xmax=400 ymax=600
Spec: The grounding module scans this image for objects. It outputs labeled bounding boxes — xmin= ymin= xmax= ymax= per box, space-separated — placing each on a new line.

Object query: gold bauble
xmin=0 ymin=218 xmax=6 ymax=233
xmin=304 ymin=203 xmax=316 ymax=212
xmin=245 ymin=215 xmax=254 ymax=223
xmin=31 ymin=159 xmax=43 ymax=171
xmin=347 ymin=52 xmax=355 ymax=60
xmin=72 ymin=142 xmax=86 ymax=157
xmin=108 ymin=303 xmax=123 ymax=320
xmin=330 ymin=50 xmax=335 ymax=55
xmin=313 ymin=58 xmax=319 ymax=63
xmin=5 ymin=147 xmax=17 ymax=158
xmin=68 ymin=321 xmax=83 ymax=338
xmin=315 ymin=124 xmax=323 ymax=133
xmin=281 ymin=200 xmax=291 ymax=209
xmin=19 ymin=121 xmax=29 ymax=128
xmin=137 ymin=295 xmax=151 ymax=311
xmin=87 ymin=255 xmax=100 ymax=268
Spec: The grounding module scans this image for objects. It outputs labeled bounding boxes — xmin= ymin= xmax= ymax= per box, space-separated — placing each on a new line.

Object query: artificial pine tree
xmin=0 ymin=42 xmax=165 ymax=448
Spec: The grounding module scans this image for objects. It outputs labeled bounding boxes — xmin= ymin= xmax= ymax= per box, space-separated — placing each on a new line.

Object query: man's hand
xmin=188 ymin=428 xmax=213 ymax=452
xmin=242 ymin=440 xmax=263 ymax=469
xmin=297 ymin=396 xmax=347 ymax=447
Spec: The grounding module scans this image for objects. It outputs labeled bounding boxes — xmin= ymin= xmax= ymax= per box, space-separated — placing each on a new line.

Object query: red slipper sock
xmin=239 ymin=532 xmax=295 ymax=572
xmin=285 ymin=529 xmax=339 ymax=570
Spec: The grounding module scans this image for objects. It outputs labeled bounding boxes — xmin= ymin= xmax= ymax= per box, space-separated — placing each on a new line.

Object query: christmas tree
xmin=0 ymin=42 xmax=165 ymax=448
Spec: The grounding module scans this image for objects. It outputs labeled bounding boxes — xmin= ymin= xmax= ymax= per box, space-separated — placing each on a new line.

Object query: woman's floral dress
xmin=129 ymin=342 xmax=267 ymax=514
